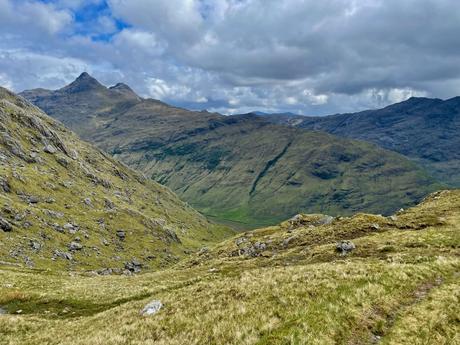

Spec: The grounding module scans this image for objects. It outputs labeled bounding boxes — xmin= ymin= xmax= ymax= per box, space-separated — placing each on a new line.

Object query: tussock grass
xmin=0 ymin=190 xmax=459 ymax=344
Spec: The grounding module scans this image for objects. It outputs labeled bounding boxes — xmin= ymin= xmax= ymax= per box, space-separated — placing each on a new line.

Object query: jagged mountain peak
xmin=60 ymin=72 xmax=105 ymax=94
xmin=109 ymin=82 xmax=141 ymax=100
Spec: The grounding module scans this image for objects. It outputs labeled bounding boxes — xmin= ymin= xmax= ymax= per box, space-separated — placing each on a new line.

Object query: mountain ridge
xmin=20 ymin=74 xmax=442 ymax=226
xmin=258 ymin=96 xmax=460 ymax=186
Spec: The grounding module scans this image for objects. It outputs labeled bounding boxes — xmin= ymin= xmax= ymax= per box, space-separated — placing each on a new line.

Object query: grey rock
xmin=0 ymin=217 xmax=12 ymax=232
xmin=141 ymin=300 xmax=162 ymax=316
xmin=28 ymin=196 xmax=39 ymax=204
xmin=125 ymin=259 xmax=142 ymax=273
xmin=0 ymin=178 xmax=10 ymax=193
xmin=30 ymin=240 xmax=41 ymax=251
xmin=235 ymin=237 xmax=247 ymax=246
xmin=282 ymin=236 xmax=296 ymax=247
xmin=56 ymin=156 xmax=69 ymax=167
xmin=253 ymin=242 xmax=266 ymax=251
xmin=371 ymin=223 xmax=380 ymax=230
xmin=336 ymin=241 xmax=356 ymax=255
xmin=104 ymin=198 xmax=115 ymax=210
xmin=69 ymin=241 xmax=83 ymax=251
xmin=198 ymin=247 xmax=209 ymax=255
xmin=83 ymin=198 xmax=92 ymax=206
xmin=164 ymin=227 xmax=181 ymax=243
xmin=53 ymin=249 xmax=73 ymax=261
xmin=43 ymin=144 xmax=57 ymax=154
xmin=116 ymin=230 xmax=126 ymax=240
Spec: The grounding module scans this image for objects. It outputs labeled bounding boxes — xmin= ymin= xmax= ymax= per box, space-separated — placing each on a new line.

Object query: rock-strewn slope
xmin=21 ymin=74 xmax=441 ymax=227
xmin=0 ymin=87 xmax=231 ymax=272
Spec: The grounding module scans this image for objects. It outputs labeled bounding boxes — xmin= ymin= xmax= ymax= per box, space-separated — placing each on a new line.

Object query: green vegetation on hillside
xmin=0 ymin=190 xmax=458 ymax=344
xmin=261 ymin=96 xmax=460 ymax=187
xmin=21 ymin=74 xmax=441 ymax=227
xmin=0 ymin=87 xmax=232 ymax=272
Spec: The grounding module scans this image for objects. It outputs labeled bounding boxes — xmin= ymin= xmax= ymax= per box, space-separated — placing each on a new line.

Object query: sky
xmin=0 ymin=0 xmax=460 ymax=115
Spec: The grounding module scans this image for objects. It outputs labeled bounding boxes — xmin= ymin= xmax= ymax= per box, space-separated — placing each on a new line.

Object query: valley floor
xmin=0 ymin=190 xmax=459 ymax=345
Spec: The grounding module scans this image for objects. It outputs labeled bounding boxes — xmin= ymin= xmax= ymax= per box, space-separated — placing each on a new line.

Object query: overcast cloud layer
xmin=1 ymin=0 xmax=460 ymax=115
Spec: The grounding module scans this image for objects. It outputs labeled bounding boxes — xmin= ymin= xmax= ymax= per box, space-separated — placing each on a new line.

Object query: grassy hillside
xmin=0 ymin=87 xmax=232 ymax=272
xmin=0 ymin=189 xmax=458 ymax=344
xmin=260 ymin=96 xmax=460 ymax=187
xmin=22 ymin=74 xmax=441 ymax=227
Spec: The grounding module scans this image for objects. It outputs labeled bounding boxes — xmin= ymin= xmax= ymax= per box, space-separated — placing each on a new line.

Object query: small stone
xmin=116 ymin=230 xmax=126 ymax=240
xmin=83 ymin=198 xmax=92 ymax=206
xmin=141 ymin=300 xmax=162 ymax=316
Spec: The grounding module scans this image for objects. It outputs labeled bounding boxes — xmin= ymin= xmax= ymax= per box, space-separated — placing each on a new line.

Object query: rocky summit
xmin=22 ymin=74 xmax=441 ymax=227
xmin=0 ymin=87 xmax=232 ymax=272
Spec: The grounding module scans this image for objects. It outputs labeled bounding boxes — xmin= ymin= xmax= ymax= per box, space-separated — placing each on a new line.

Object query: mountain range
xmin=258 ymin=97 xmax=460 ymax=187
xmin=0 ymin=78 xmax=458 ymax=345
xmin=20 ymin=73 xmax=441 ymax=227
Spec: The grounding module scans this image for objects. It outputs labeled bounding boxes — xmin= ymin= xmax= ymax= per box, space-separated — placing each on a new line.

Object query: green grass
xmin=0 ymin=190 xmax=458 ymax=345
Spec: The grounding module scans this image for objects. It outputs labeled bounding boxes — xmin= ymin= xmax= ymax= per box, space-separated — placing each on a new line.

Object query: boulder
xmin=43 ymin=144 xmax=57 ymax=154
xmin=141 ymin=300 xmax=162 ymax=316
xmin=336 ymin=241 xmax=356 ymax=255
xmin=125 ymin=259 xmax=142 ymax=273
xmin=0 ymin=217 xmax=12 ymax=232
xmin=69 ymin=242 xmax=83 ymax=251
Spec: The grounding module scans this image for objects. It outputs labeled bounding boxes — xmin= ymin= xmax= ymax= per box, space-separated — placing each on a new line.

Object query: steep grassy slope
xmin=0 ymin=87 xmax=232 ymax=272
xmin=0 ymin=190 xmax=458 ymax=344
xmin=21 ymin=74 xmax=441 ymax=227
xmin=260 ymin=96 xmax=460 ymax=186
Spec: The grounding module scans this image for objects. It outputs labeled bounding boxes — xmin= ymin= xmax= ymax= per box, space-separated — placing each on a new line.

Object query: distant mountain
xmin=0 ymin=87 xmax=231 ymax=271
xmin=259 ymin=97 xmax=460 ymax=186
xmin=21 ymin=74 xmax=441 ymax=227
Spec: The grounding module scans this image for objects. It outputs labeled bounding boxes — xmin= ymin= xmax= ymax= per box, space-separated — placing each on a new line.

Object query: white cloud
xmin=0 ymin=0 xmax=460 ymax=115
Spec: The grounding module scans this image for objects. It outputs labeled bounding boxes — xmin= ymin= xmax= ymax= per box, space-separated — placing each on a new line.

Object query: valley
xmin=21 ymin=74 xmax=442 ymax=227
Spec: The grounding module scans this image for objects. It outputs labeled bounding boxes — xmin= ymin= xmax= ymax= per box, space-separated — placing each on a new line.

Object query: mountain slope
xmin=21 ymin=74 xmax=441 ymax=227
xmin=0 ymin=87 xmax=231 ymax=272
xmin=260 ymin=97 xmax=460 ymax=186
xmin=0 ymin=189 xmax=459 ymax=344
